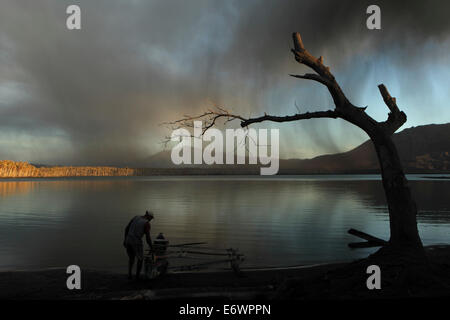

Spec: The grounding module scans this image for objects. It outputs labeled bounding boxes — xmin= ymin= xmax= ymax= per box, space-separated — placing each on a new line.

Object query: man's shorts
xmin=126 ymin=243 xmax=144 ymax=261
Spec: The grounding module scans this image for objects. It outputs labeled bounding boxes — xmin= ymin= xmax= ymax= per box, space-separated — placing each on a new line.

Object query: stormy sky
xmin=0 ymin=0 xmax=450 ymax=165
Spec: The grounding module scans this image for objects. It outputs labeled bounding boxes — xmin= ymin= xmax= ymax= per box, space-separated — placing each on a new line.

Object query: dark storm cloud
xmin=216 ymin=0 xmax=450 ymax=75
xmin=0 ymin=0 xmax=449 ymax=164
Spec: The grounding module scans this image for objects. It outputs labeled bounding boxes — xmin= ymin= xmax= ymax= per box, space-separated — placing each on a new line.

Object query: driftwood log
xmin=347 ymin=228 xmax=388 ymax=249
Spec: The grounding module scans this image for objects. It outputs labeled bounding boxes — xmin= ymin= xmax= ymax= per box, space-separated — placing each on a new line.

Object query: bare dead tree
xmin=168 ymin=32 xmax=423 ymax=252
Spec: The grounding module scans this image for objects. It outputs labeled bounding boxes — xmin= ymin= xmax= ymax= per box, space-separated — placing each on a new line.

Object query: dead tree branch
xmin=240 ymin=110 xmax=337 ymax=127
xmin=163 ymin=106 xmax=337 ymax=132
xmin=378 ymin=84 xmax=407 ymax=135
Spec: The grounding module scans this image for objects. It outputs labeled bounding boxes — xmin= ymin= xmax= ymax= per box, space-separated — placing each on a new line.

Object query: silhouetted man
xmin=124 ymin=211 xmax=154 ymax=280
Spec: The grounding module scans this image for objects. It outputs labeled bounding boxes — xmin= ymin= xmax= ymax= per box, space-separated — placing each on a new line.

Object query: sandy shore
xmin=1 ymin=245 xmax=449 ymax=300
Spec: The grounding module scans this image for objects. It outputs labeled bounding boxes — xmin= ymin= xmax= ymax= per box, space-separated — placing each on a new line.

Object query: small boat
xmin=143 ymin=234 xmax=245 ymax=279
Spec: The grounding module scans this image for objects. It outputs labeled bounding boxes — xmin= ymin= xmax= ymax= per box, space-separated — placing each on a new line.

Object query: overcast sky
xmin=1 ymin=0 xmax=450 ymax=165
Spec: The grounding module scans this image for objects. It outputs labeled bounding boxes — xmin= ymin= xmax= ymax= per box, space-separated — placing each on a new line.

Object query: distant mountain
xmin=280 ymin=123 xmax=450 ymax=174
xmin=139 ymin=148 xmax=258 ymax=169
xmin=143 ymin=150 xmax=176 ymax=168
xmin=141 ymin=123 xmax=450 ymax=174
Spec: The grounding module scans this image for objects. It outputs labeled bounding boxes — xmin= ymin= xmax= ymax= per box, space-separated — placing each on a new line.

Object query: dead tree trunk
xmin=168 ymin=32 xmax=424 ymax=253
xmin=372 ymin=133 xmax=422 ymax=248
xmin=366 ymin=84 xmax=422 ymax=249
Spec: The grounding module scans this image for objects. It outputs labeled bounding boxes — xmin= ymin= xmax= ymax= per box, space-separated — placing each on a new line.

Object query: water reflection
xmin=0 ymin=176 xmax=448 ymax=271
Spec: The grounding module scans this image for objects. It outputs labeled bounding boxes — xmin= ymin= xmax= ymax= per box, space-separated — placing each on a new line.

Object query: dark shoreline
xmin=1 ymin=245 xmax=449 ymax=300
xmin=0 ymin=263 xmax=344 ymax=300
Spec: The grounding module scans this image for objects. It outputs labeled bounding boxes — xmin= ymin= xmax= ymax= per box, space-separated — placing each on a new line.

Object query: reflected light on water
xmin=0 ymin=176 xmax=448 ymax=272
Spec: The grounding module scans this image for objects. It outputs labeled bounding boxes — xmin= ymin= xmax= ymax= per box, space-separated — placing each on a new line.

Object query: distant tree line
xmin=0 ymin=160 xmax=138 ymax=178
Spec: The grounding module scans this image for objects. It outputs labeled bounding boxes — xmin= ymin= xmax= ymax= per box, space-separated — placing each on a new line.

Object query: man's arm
xmin=144 ymin=222 xmax=153 ymax=250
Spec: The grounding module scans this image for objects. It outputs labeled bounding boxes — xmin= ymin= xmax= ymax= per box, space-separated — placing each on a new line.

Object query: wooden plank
xmin=168 ymin=242 xmax=208 ymax=247
xmin=347 ymin=228 xmax=387 ymax=245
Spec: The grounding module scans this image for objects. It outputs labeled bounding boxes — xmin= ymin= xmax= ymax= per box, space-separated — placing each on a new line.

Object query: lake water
xmin=0 ymin=175 xmax=449 ymax=272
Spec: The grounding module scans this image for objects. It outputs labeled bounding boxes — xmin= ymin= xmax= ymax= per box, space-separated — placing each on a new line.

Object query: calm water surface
xmin=0 ymin=175 xmax=449 ymax=272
